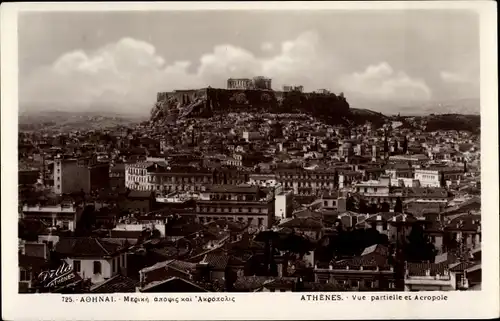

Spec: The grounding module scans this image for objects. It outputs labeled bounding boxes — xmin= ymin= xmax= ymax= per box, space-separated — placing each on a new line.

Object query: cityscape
xmin=17 ymin=10 xmax=481 ymax=294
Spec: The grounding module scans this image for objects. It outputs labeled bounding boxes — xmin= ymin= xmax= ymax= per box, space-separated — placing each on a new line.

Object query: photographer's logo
xmin=37 ymin=261 xmax=80 ymax=289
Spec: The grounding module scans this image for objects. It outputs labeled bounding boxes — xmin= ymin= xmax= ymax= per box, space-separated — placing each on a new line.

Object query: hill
xmin=18 ymin=111 xmax=145 ymax=133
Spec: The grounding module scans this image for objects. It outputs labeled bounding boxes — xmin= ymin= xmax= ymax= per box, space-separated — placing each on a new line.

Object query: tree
xmin=440 ymin=172 xmax=446 ymax=188
xmin=402 ymin=136 xmax=408 ymax=154
xmin=383 ymin=134 xmax=389 ymax=155
xmin=394 ymin=197 xmax=403 ymax=213
xmin=359 ymin=199 xmax=368 ymax=214
xmin=333 ymin=170 xmax=339 ymax=188
xmin=464 ymin=160 xmax=467 ymax=173
xmin=346 ymin=196 xmax=357 ymax=212
xmin=380 ymin=202 xmax=390 ymax=212
xmin=404 ymin=223 xmax=436 ymax=262
xmin=366 ymin=202 xmax=378 ymax=214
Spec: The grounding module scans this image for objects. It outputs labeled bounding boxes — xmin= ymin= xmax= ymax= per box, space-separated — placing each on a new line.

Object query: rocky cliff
xmin=150 ymin=87 xmax=353 ymax=125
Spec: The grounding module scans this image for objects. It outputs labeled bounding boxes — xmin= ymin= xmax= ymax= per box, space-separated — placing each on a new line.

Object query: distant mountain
xmin=18 ymin=110 xmax=146 ymax=133
xmin=398 ymin=98 xmax=480 ymax=116
xmin=348 ymin=98 xmax=480 ymax=116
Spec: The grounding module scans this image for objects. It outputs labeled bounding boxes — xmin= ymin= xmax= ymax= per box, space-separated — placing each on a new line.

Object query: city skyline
xmin=18 ymin=10 xmax=479 ymax=114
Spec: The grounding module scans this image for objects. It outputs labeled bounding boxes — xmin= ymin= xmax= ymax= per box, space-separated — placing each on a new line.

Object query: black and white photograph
xmin=2 ymin=1 xmax=498 ymax=320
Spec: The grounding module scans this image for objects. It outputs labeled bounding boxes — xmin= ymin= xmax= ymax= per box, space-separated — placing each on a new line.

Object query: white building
xmin=275 ymin=190 xmax=294 ymax=219
xmin=404 ymin=264 xmax=456 ymax=291
xmin=21 ymin=203 xmax=82 ymax=231
xmin=55 ymin=238 xmax=127 ymax=284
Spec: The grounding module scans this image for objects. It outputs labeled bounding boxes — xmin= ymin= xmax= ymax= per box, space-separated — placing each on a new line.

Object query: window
xmin=62 ymin=221 xmax=69 ymax=230
xmin=258 ymin=218 xmax=264 ymax=226
xmin=20 ymin=269 xmax=30 ymax=281
xmin=351 ymin=280 xmax=359 ymax=288
xmin=389 ymin=282 xmax=395 ymax=289
xmin=73 ymin=260 xmax=81 ymax=273
xmin=324 ymin=201 xmax=328 ymax=207
xmin=366 ymin=281 xmax=374 ymax=288
xmin=93 ymin=261 xmax=102 ymax=274
xmin=112 ymin=258 xmax=116 ymax=273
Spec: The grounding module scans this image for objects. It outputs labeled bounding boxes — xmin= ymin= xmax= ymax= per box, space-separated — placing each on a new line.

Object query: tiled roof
xmin=150 ymin=246 xmax=184 ymax=260
xmin=443 ymin=197 xmax=481 ymax=215
xmin=201 ymin=253 xmax=229 ymax=270
xmin=332 ymin=256 xmax=390 ymax=269
xmin=167 ymin=260 xmax=197 ymax=274
xmin=108 ymin=230 xmax=142 ymax=239
xmin=357 ymin=212 xmax=395 ymax=225
xmin=406 ymin=262 xmax=448 ymax=276
xmin=278 ymin=217 xmax=323 ymax=230
xmin=141 ymin=277 xmax=209 ymax=292
xmin=127 ymin=190 xmax=153 ymax=199
xmin=206 ymin=184 xmax=260 ymax=194
xmin=55 ymin=237 xmax=122 ymax=257
xmin=90 ymin=274 xmax=139 ymax=293
xmin=18 ymin=254 xmax=49 ymax=271
xmin=301 ymin=282 xmax=349 ymax=292
xmin=388 ymin=213 xmax=417 ymax=224
xmin=405 ymin=187 xmax=448 ymax=198
xmin=449 ymin=261 xmax=476 ymax=272
xmin=262 ymin=277 xmax=297 ymax=289
xmin=444 ymin=213 xmax=481 ymax=231
xmin=360 ymin=244 xmax=389 ymax=257
xmin=434 ymin=252 xmax=457 ymax=264
xmin=233 ymin=276 xmax=271 ymax=291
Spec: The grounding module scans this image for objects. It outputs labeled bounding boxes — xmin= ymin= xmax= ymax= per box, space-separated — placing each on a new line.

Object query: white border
xmin=2 ymin=2 xmax=498 ymax=320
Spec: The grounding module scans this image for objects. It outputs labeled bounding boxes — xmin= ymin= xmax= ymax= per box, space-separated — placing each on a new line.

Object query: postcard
xmin=1 ymin=1 xmax=498 ymax=320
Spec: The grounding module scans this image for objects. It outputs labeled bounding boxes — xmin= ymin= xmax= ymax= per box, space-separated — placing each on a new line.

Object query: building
xmin=53 ymin=156 xmax=110 ymax=194
xmin=314 ymin=244 xmax=400 ymax=291
xmin=356 ymin=213 xmax=416 ymax=243
xmin=242 ymin=131 xmax=262 ymax=143
xmin=19 ymin=169 xmax=40 ymax=186
xmin=414 ymin=167 xmax=464 ymax=187
xmin=274 ymin=190 xmax=294 ymax=219
xmin=320 ymin=191 xmax=347 ymax=212
xmin=275 ymin=167 xmax=338 ymax=196
xmin=125 ymin=162 xmax=214 ymax=192
xmin=20 ymin=203 xmax=82 ymax=232
xmin=354 ymin=176 xmax=392 ymax=204
xmin=384 ymin=163 xmax=413 ymax=180
xmin=54 ymin=237 xmax=128 ymax=284
xmin=227 ymin=78 xmax=254 ymax=90
xmin=195 ymin=185 xmax=276 ymax=228
xmin=283 ymin=85 xmax=304 ymax=93
xmin=404 ymin=262 xmax=456 ymax=291
xmin=252 ymin=76 xmax=272 ymax=90
xmin=109 ymin=163 xmax=126 ymax=189
xmin=227 ymin=76 xmax=272 ymax=90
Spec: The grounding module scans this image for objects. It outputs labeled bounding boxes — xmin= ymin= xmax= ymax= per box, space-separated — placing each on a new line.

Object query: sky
xmin=18 ymin=10 xmax=480 ymax=115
